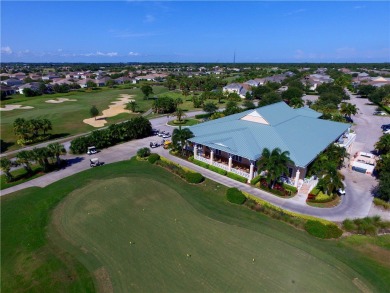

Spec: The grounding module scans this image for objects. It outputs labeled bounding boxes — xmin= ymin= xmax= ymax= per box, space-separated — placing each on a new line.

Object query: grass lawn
xmin=0 ymin=86 xmax=169 ymax=152
xmin=2 ymin=158 xmax=390 ymax=292
xmin=0 ymin=165 xmax=44 ymax=190
xmin=167 ymin=118 xmax=200 ymax=127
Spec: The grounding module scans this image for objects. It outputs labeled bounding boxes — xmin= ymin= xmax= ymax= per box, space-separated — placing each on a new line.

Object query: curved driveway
xmin=1 ymin=104 xmax=389 ymax=222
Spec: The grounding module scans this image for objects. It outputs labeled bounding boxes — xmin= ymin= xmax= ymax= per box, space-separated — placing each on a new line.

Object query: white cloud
xmin=1 ymin=46 xmax=13 ymax=54
xmin=144 ymin=14 xmax=155 ymax=23
xmin=82 ymin=51 xmax=118 ymax=57
xmin=128 ymin=52 xmax=140 ymax=56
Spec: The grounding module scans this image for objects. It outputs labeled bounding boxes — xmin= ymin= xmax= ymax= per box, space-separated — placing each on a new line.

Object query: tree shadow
xmin=65 ymin=157 xmax=85 ymax=167
xmin=0 ymin=140 xmax=15 ymax=153
xmin=49 ymin=133 xmax=71 ymax=140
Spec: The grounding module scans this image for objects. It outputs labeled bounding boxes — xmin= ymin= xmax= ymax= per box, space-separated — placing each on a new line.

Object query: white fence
xmin=194 ymin=155 xmax=250 ymax=179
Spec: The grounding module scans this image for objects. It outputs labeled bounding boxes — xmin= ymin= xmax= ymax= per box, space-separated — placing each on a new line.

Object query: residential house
xmin=0 ymin=85 xmax=16 ymax=96
xmin=17 ymin=82 xmax=41 ymax=94
xmin=223 ymin=83 xmax=249 ymax=98
xmin=1 ymin=78 xmax=23 ymax=87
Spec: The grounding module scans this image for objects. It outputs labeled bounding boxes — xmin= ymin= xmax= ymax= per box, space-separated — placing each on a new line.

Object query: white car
xmin=337 ymin=188 xmax=346 ymax=195
xmin=87 ymin=146 xmax=98 ymax=155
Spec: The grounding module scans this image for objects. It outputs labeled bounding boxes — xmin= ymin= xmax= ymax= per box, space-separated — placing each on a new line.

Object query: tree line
xmin=0 ymin=142 xmax=66 ymax=182
xmin=70 ymin=116 xmax=152 ymax=154
xmin=13 ymin=118 xmax=52 ymax=146
xmin=375 ymin=133 xmax=390 ymax=202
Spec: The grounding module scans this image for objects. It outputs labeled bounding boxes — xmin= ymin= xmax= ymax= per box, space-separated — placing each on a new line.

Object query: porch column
xmin=193 ymin=144 xmax=197 ymax=157
xmin=248 ymin=161 xmax=255 ymax=183
xmin=228 ymin=155 xmax=232 ymax=172
xmin=294 ymin=169 xmax=300 ymax=187
xmin=210 ymin=149 xmax=214 ymax=165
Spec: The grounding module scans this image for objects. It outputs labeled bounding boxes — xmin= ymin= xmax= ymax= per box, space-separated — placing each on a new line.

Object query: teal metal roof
xmin=189 ymin=102 xmax=350 ymax=167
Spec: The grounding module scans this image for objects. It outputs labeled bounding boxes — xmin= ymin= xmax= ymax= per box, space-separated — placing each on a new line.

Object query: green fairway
xmin=0 ymin=86 xmax=169 ymax=152
xmin=2 ymin=159 xmax=390 ymax=292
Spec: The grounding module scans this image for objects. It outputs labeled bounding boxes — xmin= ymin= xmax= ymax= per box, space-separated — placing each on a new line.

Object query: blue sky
xmin=1 ymin=1 xmax=389 ymax=63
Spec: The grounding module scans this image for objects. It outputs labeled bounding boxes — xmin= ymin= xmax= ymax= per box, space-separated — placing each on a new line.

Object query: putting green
xmin=51 ymin=176 xmax=366 ymax=292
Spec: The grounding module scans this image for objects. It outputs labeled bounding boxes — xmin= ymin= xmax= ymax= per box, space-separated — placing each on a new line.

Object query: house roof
xmin=188 ymin=102 xmax=350 ymax=167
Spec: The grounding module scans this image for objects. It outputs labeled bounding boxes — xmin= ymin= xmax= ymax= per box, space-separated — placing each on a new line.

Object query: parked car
xmin=150 ymin=141 xmax=160 ymax=148
xmin=162 ymin=132 xmax=171 ymax=138
xmin=337 ymin=188 xmax=346 ymax=195
xmin=151 ymin=128 xmax=159 ymax=136
xmin=373 ymin=111 xmax=387 ymax=116
xmin=87 ymin=146 xmax=98 ymax=155
xmin=381 ymin=124 xmax=390 ymax=131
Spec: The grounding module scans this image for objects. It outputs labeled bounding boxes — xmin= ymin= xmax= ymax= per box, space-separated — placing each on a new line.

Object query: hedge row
xmin=250 ymin=175 xmax=262 ymax=185
xmin=226 ymin=188 xmax=246 ymax=204
xmin=194 ymin=113 xmax=211 ymax=119
xmin=226 ymin=172 xmax=247 ymax=183
xmin=373 ymin=198 xmax=390 ymax=210
xmin=70 ymin=116 xmax=152 ymax=154
xmin=155 ymin=156 xmax=204 ymax=184
xmin=209 ymin=165 xmax=227 ymax=175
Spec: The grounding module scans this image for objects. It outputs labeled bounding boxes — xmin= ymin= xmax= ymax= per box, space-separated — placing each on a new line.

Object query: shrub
xmin=195 ymin=113 xmax=211 ymax=119
xmin=148 ymin=153 xmax=160 ymax=164
xmin=137 ymin=147 xmax=151 ymax=158
xmin=185 ymin=172 xmax=204 ymax=184
xmin=208 ymin=165 xmax=227 ymax=175
xmin=304 ymin=220 xmax=343 ymax=239
xmin=192 ymin=159 xmax=210 ymax=169
xmin=188 ymin=156 xmax=194 ymax=162
xmin=373 ymin=198 xmax=390 ymax=210
xmin=227 ymin=172 xmax=247 ymax=183
xmin=310 ymin=188 xmax=320 ymax=195
xmin=342 ymin=219 xmax=357 ymax=231
xmin=250 ymin=175 xmax=262 ymax=185
xmin=283 ymin=183 xmax=298 ymax=194
xmin=226 ymin=188 xmax=246 ymax=204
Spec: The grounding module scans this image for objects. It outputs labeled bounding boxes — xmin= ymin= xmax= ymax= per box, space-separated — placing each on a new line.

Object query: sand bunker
xmin=0 ymin=104 xmax=34 ymax=111
xmin=83 ymin=94 xmax=135 ymax=127
xmin=46 ymin=98 xmax=77 ymax=104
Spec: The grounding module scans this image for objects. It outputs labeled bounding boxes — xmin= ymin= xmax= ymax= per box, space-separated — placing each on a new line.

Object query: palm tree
xmin=47 ymin=143 xmax=66 ymax=167
xmin=127 ymin=101 xmax=137 ymax=112
xmin=0 ymin=157 xmax=16 ymax=182
xmin=376 ymin=134 xmax=390 ymax=154
xmin=13 ymin=118 xmax=29 ymax=140
xmin=317 ymin=167 xmax=344 ymax=195
xmin=41 ymin=118 xmax=52 ymax=135
xmin=32 ymin=147 xmax=52 ymax=172
xmin=257 ymin=148 xmax=294 ymax=188
xmin=16 ymin=150 xmax=34 ymax=175
xmin=175 ymin=97 xmax=183 ymax=109
xmin=172 ymin=126 xmax=194 ymax=155
xmin=29 ymin=118 xmax=43 ymax=138
xmin=340 ymin=102 xmax=358 ymax=119
xmin=175 ymin=107 xmax=186 ymax=123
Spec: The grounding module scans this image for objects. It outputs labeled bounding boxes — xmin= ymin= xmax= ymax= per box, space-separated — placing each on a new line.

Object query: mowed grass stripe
xmin=52 ymin=176 xmax=363 ymax=292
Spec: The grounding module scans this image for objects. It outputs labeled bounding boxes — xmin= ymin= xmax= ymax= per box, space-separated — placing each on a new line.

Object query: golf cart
xmin=150 ymin=141 xmax=160 ymax=148
xmin=87 ymin=146 xmax=98 ymax=155
xmin=90 ymin=158 xmax=102 ymax=167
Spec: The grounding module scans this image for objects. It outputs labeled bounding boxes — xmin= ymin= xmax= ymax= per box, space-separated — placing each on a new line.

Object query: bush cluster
xmin=70 ymin=117 xmax=152 ymax=154
xmin=250 ymin=175 xmax=262 ymax=185
xmin=156 ymin=157 xmax=204 ymax=184
xmin=226 ymin=188 xmax=246 ymax=204
xmin=185 ymin=172 xmax=205 ymax=184
xmin=282 ymin=183 xmax=298 ymax=194
xmin=194 ymin=113 xmax=211 ymax=119
xmin=304 ymin=220 xmax=343 ymax=239
xmin=342 ymin=216 xmax=390 ymax=236
xmin=373 ymin=198 xmax=390 ymax=210
xmin=148 ymin=153 xmax=160 ymax=164
xmin=137 ymin=147 xmax=151 ymax=158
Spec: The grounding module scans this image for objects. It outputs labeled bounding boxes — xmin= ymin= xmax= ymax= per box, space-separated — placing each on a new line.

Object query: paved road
xmin=1 ymin=103 xmax=389 ymax=221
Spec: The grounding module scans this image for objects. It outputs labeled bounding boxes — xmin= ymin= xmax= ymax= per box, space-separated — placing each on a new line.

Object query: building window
xmin=215 ymin=149 xmax=222 ymax=156
xmin=232 ymin=155 xmax=242 ymax=162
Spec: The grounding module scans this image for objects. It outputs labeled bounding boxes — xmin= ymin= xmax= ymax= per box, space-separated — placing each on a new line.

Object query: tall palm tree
xmin=172 ymin=126 xmax=194 ymax=155
xmin=317 ymin=167 xmax=344 ymax=195
xmin=16 ymin=150 xmax=34 ymax=175
xmin=13 ymin=118 xmax=29 ymax=140
xmin=0 ymin=157 xmax=16 ymax=182
xmin=340 ymin=102 xmax=358 ymax=119
xmin=175 ymin=107 xmax=186 ymax=123
xmin=41 ymin=118 xmax=52 ymax=135
xmin=175 ymin=97 xmax=183 ymax=109
xmin=32 ymin=147 xmax=52 ymax=172
xmin=257 ymin=148 xmax=294 ymax=188
xmin=47 ymin=143 xmax=66 ymax=167
xmin=375 ymin=134 xmax=390 ymax=154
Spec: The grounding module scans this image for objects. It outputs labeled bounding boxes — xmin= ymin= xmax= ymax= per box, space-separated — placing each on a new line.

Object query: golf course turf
xmin=2 ymin=158 xmax=390 ymax=292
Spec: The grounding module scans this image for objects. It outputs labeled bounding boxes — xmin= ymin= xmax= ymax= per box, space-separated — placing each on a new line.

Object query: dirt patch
xmin=93 ymin=267 xmax=113 ymax=293
xmin=83 ymin=94 xmax=135 ymax=127
xmin=45 ymin=98 xmax=77 ymax=104
xmin=352 ymin=243 xmax=390 ymax=269
xmin=0 ymin=104 xmax=34 ymax=111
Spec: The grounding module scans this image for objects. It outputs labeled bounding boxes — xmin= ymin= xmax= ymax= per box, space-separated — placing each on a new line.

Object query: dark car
xmin=381 ymin=124 xmax=390 ymax=131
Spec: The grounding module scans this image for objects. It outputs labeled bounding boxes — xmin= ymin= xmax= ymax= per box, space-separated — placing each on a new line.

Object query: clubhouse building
xmin=188 ymin=102 xmax=355 ymax=185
